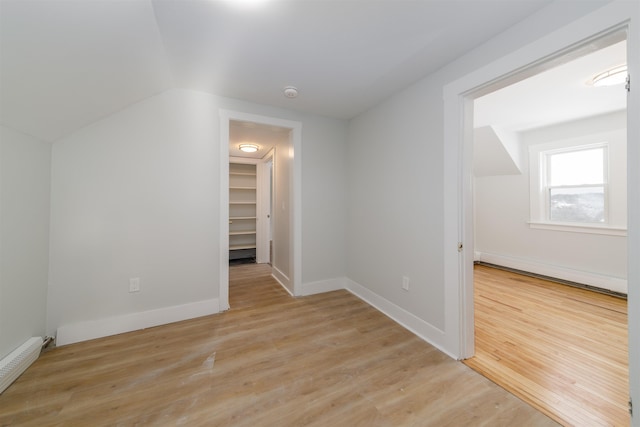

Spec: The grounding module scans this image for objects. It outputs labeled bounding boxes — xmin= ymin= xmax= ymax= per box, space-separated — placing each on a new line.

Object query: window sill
xmin=528 ymin=221 xmax=627 ymax=236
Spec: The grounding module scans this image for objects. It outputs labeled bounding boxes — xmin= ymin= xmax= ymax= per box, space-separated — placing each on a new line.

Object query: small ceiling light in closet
xmin=239 ymin=144 xmax=259 ymax=153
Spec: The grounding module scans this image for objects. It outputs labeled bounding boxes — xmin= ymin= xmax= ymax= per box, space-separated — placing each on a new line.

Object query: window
xmin=527 ymin=120 xmax=626 ymax=236
xmin=545 ymin=145 xmax=606 ymax=224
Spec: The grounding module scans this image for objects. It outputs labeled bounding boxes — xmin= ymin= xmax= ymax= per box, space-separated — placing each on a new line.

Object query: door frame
xmin=219 ymin=110 xmax=302 ymax=310
xmin=443 ymin=2 xmax=638 ymax=410
xmin=256 ymin=149 xmax=274 ymax=264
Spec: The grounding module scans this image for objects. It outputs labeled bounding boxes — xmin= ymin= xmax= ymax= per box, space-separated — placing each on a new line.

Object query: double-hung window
xmin=529 ymin=136 xmax=626 ymax=236
xmin=527 ymin=119 xmax=626 ymax=236
xmin=544 ymin=144 xmax=607 ymax=224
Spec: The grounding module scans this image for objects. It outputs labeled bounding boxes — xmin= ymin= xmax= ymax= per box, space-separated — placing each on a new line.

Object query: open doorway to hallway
xmin=228 ymin=119 xmax=281 ymax=267
xmin=467 ymin=35 xmax=628 ymax=425
xmin=225 ymin=117 xmax=296 ymax=306
xmin=219 ymin=110 xmax=302 ymax=311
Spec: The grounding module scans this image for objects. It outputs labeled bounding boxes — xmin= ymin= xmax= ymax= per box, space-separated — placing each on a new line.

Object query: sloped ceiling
xmin=474 ymin=126 xmax=522 ymax=177
xmin=0 ymin=0 xmax=555 ymax=142
xmin=0 ymin=1 xmax=172 ymax=142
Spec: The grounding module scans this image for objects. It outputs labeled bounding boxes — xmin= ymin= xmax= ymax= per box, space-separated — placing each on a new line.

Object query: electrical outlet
xmin=402 ymin=276 xmax=410 ymax=291
xmin=129 ymin=277 xmax=140 ymax=293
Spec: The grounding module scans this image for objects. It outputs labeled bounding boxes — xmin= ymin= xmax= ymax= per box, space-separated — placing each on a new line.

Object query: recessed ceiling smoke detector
xmin=283 ymin=86 xmax=298 ymax=98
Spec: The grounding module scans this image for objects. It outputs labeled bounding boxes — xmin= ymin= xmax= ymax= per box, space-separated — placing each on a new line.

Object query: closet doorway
xmin=229 ymin=120 xmax=283 ymax=266
xmin=219 ymin=110 xmax=302 ymax=311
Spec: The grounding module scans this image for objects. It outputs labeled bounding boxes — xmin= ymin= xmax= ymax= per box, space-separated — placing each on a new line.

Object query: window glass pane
xmin=549 ymin=148 xmax=603 ymax=186
xmin=549 ymin=186 xmax=604 ymax=223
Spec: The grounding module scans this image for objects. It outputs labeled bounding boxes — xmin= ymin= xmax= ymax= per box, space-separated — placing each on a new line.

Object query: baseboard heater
xmin=0 ymin=337 xmax=43 ymax=394
xmin=475 ymin=261 xmax=627 ymax=299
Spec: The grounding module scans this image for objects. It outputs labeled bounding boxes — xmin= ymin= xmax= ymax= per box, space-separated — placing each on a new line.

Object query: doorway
xmin=443 ymin=13 xmax=638 ymax=425
xmin=228 ymin=120 xmax=279 ymax=267
xmin=219 ymin=110 xmax=302 ymax=311
xmin=470 ymin=32 xmax=628 ymax=425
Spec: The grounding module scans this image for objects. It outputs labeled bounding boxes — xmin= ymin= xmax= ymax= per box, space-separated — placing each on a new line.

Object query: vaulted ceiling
xmin=0 ymin=0 xmax=555 ymax=142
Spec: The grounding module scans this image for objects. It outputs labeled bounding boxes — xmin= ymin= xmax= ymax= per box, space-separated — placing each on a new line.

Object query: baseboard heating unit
xmin=0 ymin=337 xmax=43 ymax=394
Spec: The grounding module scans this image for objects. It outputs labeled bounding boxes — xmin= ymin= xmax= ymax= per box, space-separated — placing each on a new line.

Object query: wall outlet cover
xmin=402 ymin=276 xmax=410 ymax=291
xmin=129 ymin=277 xmax=141 ymax=293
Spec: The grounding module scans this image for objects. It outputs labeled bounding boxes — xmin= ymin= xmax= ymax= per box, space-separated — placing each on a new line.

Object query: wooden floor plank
xmin=0 ymin=263 xmax=557 ymax=426
xmin=465 ymin=264 xmax=629 ymax=426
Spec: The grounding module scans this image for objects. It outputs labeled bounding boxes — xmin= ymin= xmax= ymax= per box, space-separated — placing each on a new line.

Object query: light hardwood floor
xmin=465 ymin=264 xmax=629 ymax=427
xmin=0 ymin=264 xmax=557 ymax=426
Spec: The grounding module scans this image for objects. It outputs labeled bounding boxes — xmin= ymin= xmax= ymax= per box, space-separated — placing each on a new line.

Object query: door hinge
xmin=626 ymin=74 xmax=631 ymax=92
xmin=630 ymin=397 xmax=633 ymax=416
xmin=458 ymin=242 xmax=463 ymax=253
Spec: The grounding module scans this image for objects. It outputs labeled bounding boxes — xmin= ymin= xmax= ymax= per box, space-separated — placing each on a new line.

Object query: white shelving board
xmin=229 ymin=163 xmax=257 ymax=260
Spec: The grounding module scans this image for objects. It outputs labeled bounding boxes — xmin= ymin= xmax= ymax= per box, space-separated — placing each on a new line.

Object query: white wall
xmin=0 ymin=126 xmax=51 ymax=359
xmin=347 ymin=81 xmax=446 ymax=331
xmin=347 ymin=0 xmax=614 ymax=350
xmin=475 ymin=111 xmax=627 ymax=291
xmin=49 ymin=89 xmax=348 ymax=342
xmin=301 ymin=122 xmax=348 ymax=283
xmin=272 ymin=130 xmax=291 ymax=289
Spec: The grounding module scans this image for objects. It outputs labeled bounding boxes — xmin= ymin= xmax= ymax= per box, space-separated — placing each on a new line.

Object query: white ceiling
xmin=0 ymin=1 xmax=173 ymax=142
xmin=0 ymin=0 xmax=556 ymax=142
xmin=473 ymin=40 xmax=626 ymax=177
xmin=475 ymin=40 xmax=627 ymax=133
xmin=229 ymin=120 xmax=286 ymax=159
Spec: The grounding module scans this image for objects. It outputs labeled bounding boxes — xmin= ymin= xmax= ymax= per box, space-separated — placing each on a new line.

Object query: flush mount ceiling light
xmin=590 ymin=65 xmax=627 ymax=87
xmin=239 ymin=144 xmax=259 ymax=153
xmin=283 ymin=86 xmax=298 ymax=98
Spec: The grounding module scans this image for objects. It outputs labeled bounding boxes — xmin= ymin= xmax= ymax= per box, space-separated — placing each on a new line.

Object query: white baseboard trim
xmin=476 ymin=252 xmax=627 ymax=294
xmin=271 ymin=266 xmax=293 ymax=296
xmin=56 ymin=298 xmax=220 ymax=346
xmin=345 ymin=278 xmax=455 ymax=359
xmin=300 ymin=277 xmax=346 ymax=296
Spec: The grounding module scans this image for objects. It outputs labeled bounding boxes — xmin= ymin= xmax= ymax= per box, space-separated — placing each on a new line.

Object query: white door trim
xmin=219 ymin=110 xmax=303 ymax=309
xmin=257 ymin=149 xmax=274 ymax=264
xmin=443 ymin=2 xmax=638 ymax=361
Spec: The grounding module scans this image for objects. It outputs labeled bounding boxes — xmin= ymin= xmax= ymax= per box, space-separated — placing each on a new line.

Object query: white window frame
xmin=529 ymin=141 xmax=626 ymax=236
xmin=544 ymin=143 xmax=608 ymax=224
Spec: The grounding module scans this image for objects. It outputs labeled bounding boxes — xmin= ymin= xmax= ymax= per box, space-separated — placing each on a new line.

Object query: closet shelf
xmin=230 ymin=244 xmax=257 ymax=250
xmin=230 ymin=230 xmax=256 ymax=236
xmin=230 ymin=162 xmax=257 ymax=260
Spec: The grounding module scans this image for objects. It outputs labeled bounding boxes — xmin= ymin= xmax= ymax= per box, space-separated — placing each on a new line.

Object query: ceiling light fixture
xmin=590 ymin=64 xmax=627 ymax=87
xmin=283 ymin=86 xmax=298 ymax=98
xmin=239 ymin=144 xmax=259 ymax=153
